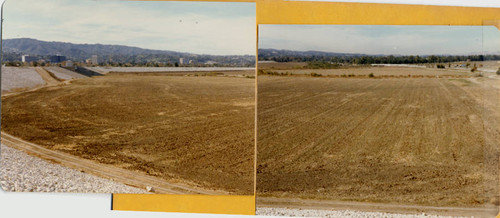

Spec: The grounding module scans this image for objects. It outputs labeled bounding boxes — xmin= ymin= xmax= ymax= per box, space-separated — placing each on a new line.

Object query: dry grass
xmin=258 ymin=62 xmax=308 ymax=70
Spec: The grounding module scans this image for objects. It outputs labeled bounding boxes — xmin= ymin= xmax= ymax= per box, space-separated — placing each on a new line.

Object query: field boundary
xmin=257 ymin=197 xmax=499 ymax=217
xmin=34 ymin=67 xmax=61 ymax=85
xmin=1 ymin=132 xmax=226 ymax=195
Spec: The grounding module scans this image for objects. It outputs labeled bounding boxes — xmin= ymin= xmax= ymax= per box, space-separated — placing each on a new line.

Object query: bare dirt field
xmin=260 ymin=66 xmax=475 ymax=77
xmin=257 ymin=67 xmax=500 ymax=209
xmin=88 ymin=67 xmax=255 ymax=75
xmin=258 ymin=62 xmax=308 ymax=70
xmin=106 ymin=70 xmax=255 ymax=77
xmin=1 ymin=74 xmax=255 ymax=194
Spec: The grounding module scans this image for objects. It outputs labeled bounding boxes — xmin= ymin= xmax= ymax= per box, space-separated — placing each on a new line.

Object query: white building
xmin=204 ymin=61 xmax=217 ymax=65
xmin=22 ymin=55 xmax=37 ymax=63
xmin=179 ymin=58 xmax=184 ymax=65
xmin=65 ymin=60 xmax=74 ymax=67
xmin=91 ymin=55 xmax=98 ymax=65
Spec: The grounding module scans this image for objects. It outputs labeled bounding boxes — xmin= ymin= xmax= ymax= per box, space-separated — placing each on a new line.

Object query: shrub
xmin=310 ymin=72 xmax=322 ymax=77
xmin=496 ymin=68 xmax=500 ymax=75
xmin=368 ymin=73 xmax=374 ymax=78
xmin=307 ymin=61 xmax=341 ymax=69
xmin=437 ymin=64 xmax=445 ymax=69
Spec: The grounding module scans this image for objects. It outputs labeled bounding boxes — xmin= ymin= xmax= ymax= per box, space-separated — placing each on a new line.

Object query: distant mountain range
xmin=2 ymin=38 xmax=255 ymax=66
xmin=258 ymin=48 xmax=365 ymax=59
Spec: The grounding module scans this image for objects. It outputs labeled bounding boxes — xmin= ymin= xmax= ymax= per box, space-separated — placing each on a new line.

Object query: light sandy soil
xmin=1 ymin=132 xmax=217 ymax=194
xmin=1 ymin=143 xmax=146 ymax=193
xmin=44 ymin=67 xmax=87 ymax=80
xmin=256 ymin=207 xmax=471 ymax=218
xmin=1 ymin=67 xmax=45 ymax=92
xmin=257 ymin=197 xmax=497 ymax=217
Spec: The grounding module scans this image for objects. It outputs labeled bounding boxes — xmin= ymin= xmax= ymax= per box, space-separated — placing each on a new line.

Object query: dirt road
xmin=257 ymin=197 xmax=498 ymax=217
xmin=34 ymin=67 xmax=61 ymax=85
xmin=1 ymin=132 xmax=221 ymax=195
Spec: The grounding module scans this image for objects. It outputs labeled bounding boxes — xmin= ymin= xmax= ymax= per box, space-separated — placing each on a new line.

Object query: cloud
xmin=3 ymin=0 xmax=256 ymax=55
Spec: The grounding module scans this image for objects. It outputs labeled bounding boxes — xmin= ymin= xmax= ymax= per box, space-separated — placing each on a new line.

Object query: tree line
xmin=259 ymin=54 xmax=500 ymax=64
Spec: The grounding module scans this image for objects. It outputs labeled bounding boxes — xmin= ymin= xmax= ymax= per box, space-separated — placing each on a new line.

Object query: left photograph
xmin=1 ymin=0 xmax=256 ymax=195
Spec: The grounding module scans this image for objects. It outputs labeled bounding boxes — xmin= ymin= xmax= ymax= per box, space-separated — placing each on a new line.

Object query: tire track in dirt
xmin=270 ymin=81 xmax=391 ymax=166
xmin=1 ymin=132 xmax=225 ymax=195
xmin=257 ymin=76 xmax=498 ymax=206
xmin=258 ymin=78 xmax=368 ymax=143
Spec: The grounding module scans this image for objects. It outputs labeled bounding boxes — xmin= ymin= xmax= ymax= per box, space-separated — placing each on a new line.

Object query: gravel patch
xmin=44 ymin=67 xmax=87 ymax=80
xmin=0 ymin=144 xmax=147 ymax=193
xmin=87 ymin=67 xmax=255 ymax=74
xmin=256 ymin=207 xmax=467 ymax=218
xmin=1 ymin=67 xmax=45 ymax=91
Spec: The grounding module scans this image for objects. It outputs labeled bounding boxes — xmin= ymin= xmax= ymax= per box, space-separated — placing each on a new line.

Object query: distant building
xmin=188 ymin=60 xmax=193 ymax=64
xmin=91 ymin=55 xmax=98 ymax=65
xmin=49 ymin=55 xmax=66 ymax=63
xmin=21 ymin=55 xmax=37 ymax=63
xmin=204 ymin=61 xmax=217 ymax=65
xmin=179 ymin=58 xmax=184 ymax=65
xmin=65 ymin=60 xmax=74 ymax=67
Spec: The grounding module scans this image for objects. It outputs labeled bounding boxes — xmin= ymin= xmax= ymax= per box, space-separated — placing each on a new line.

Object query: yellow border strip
xmin=113 ymin=194 xmax=256 ymax=215
xmin=257 ymin=0 xmax=500 ymax=29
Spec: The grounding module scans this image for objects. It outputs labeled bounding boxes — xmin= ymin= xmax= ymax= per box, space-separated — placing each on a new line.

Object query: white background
xmin=1 ymin=0 xmax=499 ymax=218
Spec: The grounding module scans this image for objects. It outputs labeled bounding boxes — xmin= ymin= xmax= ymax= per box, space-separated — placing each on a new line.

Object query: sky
xmin=259 ymin=25 xmax=500 ymax=56
xmin=3 ymin=0 xmax=256 ymax=55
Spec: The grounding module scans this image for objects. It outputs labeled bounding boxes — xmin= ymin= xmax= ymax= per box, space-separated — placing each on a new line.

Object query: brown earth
xmin=1 ymin=74 xmax=255 ymax=194
xmin=257 ymin=70 xmax=500 ymax=207
xmin=260 ymin=66 xmax=476 ymax=77
xmin=258 ymin=62 xmax=308 ymax=70
xmin=107 ymin=70 xmax=255 ymax=77
xmin=34 ymin=67 xmax=62 ymax=85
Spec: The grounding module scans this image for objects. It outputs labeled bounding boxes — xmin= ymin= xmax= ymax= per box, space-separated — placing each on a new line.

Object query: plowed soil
xmin=257 ymin=72 xmax=500 ymax=206
xmin=263 ymin=66 xmax=474 ymax=77
xmin=1 ymin=74 xmax=255 ymax=194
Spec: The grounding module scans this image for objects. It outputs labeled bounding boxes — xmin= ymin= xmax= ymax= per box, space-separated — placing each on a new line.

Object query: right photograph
xmin=256 ymin=24 xmax=500 ymax=217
